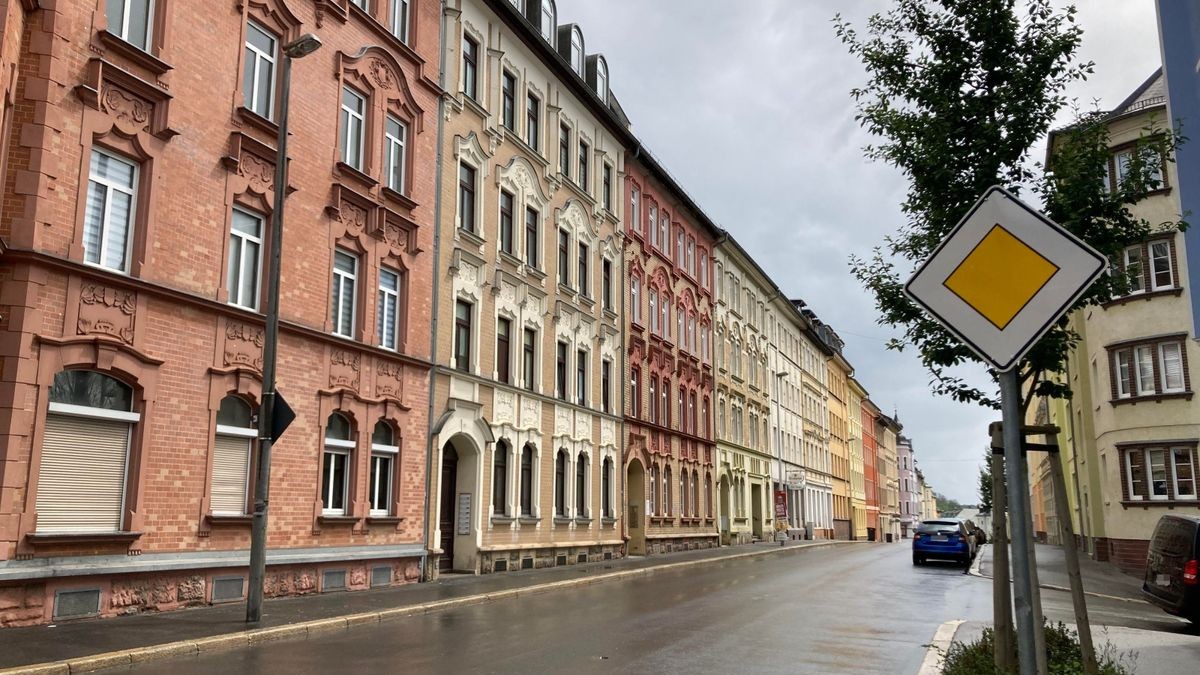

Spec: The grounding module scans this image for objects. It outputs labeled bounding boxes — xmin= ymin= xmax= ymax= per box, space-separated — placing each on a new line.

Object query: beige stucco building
xmin=429 ymin=0 xmax=628 ymax=575
xmin=877 ymin=414 xmax=901 ymax=542
xmin=1046 ymin=69 xmax=1200 ymax=574
xmin=849 ymin=377 xmax=868 ymax=541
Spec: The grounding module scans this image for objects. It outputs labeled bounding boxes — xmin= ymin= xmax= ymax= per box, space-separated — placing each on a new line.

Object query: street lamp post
xmin=246 ymin=33 xmax=322 ymax=624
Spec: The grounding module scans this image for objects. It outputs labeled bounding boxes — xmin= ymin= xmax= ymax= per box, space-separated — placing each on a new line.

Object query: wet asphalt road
xmin=113 ymin=543 xmax=990 ymax=674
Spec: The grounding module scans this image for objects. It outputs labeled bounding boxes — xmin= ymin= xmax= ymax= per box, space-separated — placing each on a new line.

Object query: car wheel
xmin=912 ymin=553 xmax=922 ymax=566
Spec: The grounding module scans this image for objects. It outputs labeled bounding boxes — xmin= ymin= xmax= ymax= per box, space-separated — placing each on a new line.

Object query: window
xmin=578 ymin=140 xmax=589 ymax=190
xmin=686 ymin=238 xmax=695 ymax=276
xmin=649 ymin=204 xmax=659 ymax=248
xmin=349 ymin=0 xmax=368 ymax=8
xmin=323 ymin=414 xmax=354 ymax=515
xmin=462 ymin=35 xmax=479 ymax=100
xmin=385 ymin=116 xmax=408 ymax=194
xmin=1122 ymin=246 xmax=1144 ymax=294
xmin=569 ymin=27 xmax=583 ymax=74
xmin=340 ymin=87 xmax=366 ymax=170
xmin=648 ymin=376 xmax=658 ymax=424
xmin=602 ymin=259 xmax=613 ymax=311
xmin=370 ymin=421 xmax=398 ymax=516
xmin=107 ymin=0 xmax=153 ymax=50
xmin=1123 ymin=445 xmax=1198 ymax=502
xmin=227 ymin=208 xmax=263 ymax=310
xmin=680 ymin=470 xmax=687 ymax=517
xmin=649 ymin=289 xmax=658 ymax=334
xmin=602 ymin=457 xmax=613 ymax=518
xmin=631 ymin=368 xmax=641 ymax=418
xmin=699 ymin=253 xmax=708 ymax=288
xmin=539 ymin=0 xmax=555 ymax=41
xmin=83 ymin=149 xmax=138 ymax=273
xmin=243 ymin=21 xmax=277 ymax=119
xmin=331 ymin=249 xmax=358 ymax=338
xmin=601 ymin=359 xmax=612 ymax=414
xmin=576 ymin=454 xmax=588 ymax=517
xmin=555 ymin=449 xmax=568 ymax=516
xmin=1150 ymin=240 xmax=1174 ymax=291
xmin=499 ymin=190 xmax=515 ymax=255
xmin=526 ymin=93 xmax=540 ymax=151
xmin=678 ymin=388 xmax=685 ymax=431
xmin=660 ymin=382 xmax=670 ymax=427
xmin=391 ymin=0 xmax=411 ymax=43
xmin=559 ymin=124 xmax=571 ymax=177
xmin=520 ymin=444 xmax=535 ymax=516
xmin=1111 ymin=338 xmax=1190 ymax=400
xmin=689 ymin=393 xmax=697 ymax=435
xmin=558 ymin=229 xmax=571 ymax=286
xmin=659 ymin=214 xmax=668 ymax=253
xmin=458 ymin=162 xmax=477 ymax=233
xmin=524 ymin=207 xmax=539 ymax=267
xmin=523 ymin=328 xmax=537 ymax=391
xmin=454 ymin=300 xmax=473 ymax=372
xmin=501 ymin=71 xmax=516 ymax=131
xmin=497 ymin=317 xmax=512 ymax=384
xmin=661 ymin=301 xmax=669 ymax=340
xmin=596 ymin=58 xmax=608 ymax=99
xmin=576 ymin=349 xmax=587 ymax=406
xmin=555 ymin=341 xmax=568 ymax=400
xmin=377 ymin=267 xmax=402 ymax=350
xmin=493 ymin=441 xmax=509 ymax=516
xmin=602 ymin=164 xmax=612 ymax=210
xmin=630 ymin=276 xmax=641 ymax=324
xmin=213 ymin=396 xmax=255 ymax=516
xmin=630 ymin=187 xmax=640 ymax=234
xmin=650 ymin=465 xmax=659 ymax=515
xmin=664 ymin=466 xmax=672 ymax=516
xmin=577 ymin=242 xmax=589 ymax=297
xmin=37 ymin=370 xmax=138 ymax=532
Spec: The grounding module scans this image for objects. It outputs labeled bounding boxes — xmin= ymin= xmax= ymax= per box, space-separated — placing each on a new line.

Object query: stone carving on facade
xmin=555 ymin=407 xmax=571 ymax=437
xmin=601 ymin=418 xmax=615 ymax=447
xmin=223 ymin=321 xmax=264 ymax=371
xmin=574 ymin=412 xmax=592 ymax=441
xmin=101 ymin=85 xmax=151 ymax=132
xmin=375 ymin=358 xmax=404 ymax=400
xmin=382 ymin=221 xmax=407 ymax=252
xmin=337 ymin=200 xmax=368 ymax=237
xmin=494 ymin=389 xmax=515 ymax=425
xmin=521 ymin=397 xmax=540 ymax=429
xmin=459 ymin=261 xmax=479 ymax=287
xmin=77 ymin=283 xmax=136 ymax=344
xmin=237 ymin=152 xmax=274 ymax=195
xmin=369 ymin=59 xmax=396 ymax=90
xmin=330 ymin=349 xmax=361 ymax=391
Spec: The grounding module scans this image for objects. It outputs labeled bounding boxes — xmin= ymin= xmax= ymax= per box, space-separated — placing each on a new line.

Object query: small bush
xmin=941 ymin=621 xmax=1137 ymax=675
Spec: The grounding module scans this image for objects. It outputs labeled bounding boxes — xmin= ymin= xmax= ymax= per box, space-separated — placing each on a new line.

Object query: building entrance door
xmin=626 ymin=458 xmax=646 ymax=555
xmin=438 ymin=443 xmax=458 ymax=571
xmin=751 ymin=483 xmax=763 ymax=540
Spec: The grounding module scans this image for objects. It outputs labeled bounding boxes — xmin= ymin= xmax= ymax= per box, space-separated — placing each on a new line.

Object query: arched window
xmin=691 ymin=471 xmax=699 ymax=517
xmin=493 ymin=440 xmax=509 ymax=516
xmin=540 ymin=0 xmax=556 ymax=43
xmin=322 ymin=413 xmax=354 ymax=515
xmin=650 ymin=464 xmax=659 ymax=516
xmin=212 ymin=395 xmax=256 ymax=516
xmin=680 ymin=469 xmax=688 ymax=518
xmin=570 ymin=26 xmax=584 ymax=74
xmin=602 ymin=457 xmax=613 ymax=518
xmin=370 ymin=421 xmax=398 ymax=516
xmin=575 ymin=453 xmax=589 ymax=517
xmin=520 ymin=443 xmax=535 ymax=516
xmin=648 ymin=376 xmax=658 ymax=424
xmin=705 ymin=472 xmax=713 ymax=518
xmin=555 ymin=448 xmax=568 ymax=516
xmin=595 ymin=57 xmax=608 ymax=99
xmin=38 ymin=370 xmax=138 ymax=532
xmin=664 ymin=465 xmax=673 ymax=516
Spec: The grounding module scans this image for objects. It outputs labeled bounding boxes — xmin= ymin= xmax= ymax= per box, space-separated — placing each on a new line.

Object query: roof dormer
xmin=587 ymin=54 xmax=609 ymax=102
xmin=557 ymin=24 xmax=585 ymax=76
xmin=524 ymin=0 xmax=557 ymax=47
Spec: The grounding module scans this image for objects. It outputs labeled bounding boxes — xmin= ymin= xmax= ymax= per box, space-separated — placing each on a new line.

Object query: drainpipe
xmin=421 ymin=0 xmax=451 ymax=582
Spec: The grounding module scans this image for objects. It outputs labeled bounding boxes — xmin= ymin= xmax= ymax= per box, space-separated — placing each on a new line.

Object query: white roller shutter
xmin=211 ymin=434 xmax=250 ymax=515
xmin=36 ymin=413 xmax=129 ymax=532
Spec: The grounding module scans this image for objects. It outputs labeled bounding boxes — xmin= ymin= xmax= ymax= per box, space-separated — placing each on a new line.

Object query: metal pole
xmin=992 ymin=450 xmax=1014 ymax=673
xmin=1000 ymin=369 xmax=1038 ymax=674
xmin=246 ymin=51 xmax=293 ymax=624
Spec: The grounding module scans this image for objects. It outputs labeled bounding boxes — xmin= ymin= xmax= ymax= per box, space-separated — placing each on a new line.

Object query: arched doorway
xmin=626 ymin=458 xmax=646 ymax=556
xmin=438 ymin=442 xmax=458 ymax=572
xmin=719 ymin=475 xmax=731 ymax=545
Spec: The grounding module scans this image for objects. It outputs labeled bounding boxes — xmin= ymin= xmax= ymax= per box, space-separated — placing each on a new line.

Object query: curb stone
xmin=0 ymin=540 xmax=859 ymax=675
xmin=967 ymin=544 xmax=1149 ymax=604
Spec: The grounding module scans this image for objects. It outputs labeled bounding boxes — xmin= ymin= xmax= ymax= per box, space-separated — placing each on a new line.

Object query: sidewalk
xmin=974 ymin=542 xmax=1144 ymax=602
xmin=0 ymin=539 xmax=857 ymax=673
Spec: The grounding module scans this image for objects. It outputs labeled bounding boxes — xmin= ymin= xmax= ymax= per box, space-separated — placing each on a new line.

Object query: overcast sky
xmin=555 ymin=0 xmax=1163 ymax=503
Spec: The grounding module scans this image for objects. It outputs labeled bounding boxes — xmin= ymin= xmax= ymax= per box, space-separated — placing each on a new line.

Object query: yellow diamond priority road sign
xmin=904 ymin=186 xmax=1106 ymax=372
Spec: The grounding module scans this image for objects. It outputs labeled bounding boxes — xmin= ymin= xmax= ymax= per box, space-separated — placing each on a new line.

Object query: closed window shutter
xmin=37 ymin=414 xmax=128 ymax=532
xmin=212 ymin=434 xmax=250 ymax=514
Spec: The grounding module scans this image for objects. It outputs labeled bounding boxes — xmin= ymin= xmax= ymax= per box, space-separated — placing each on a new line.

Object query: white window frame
xmin=213 ymin=423 xmax=256 ymax=516
xmin=569 ymin=27 xmax=583 ymax=74
xmin=1114 ymin=350 xmax=1133 ymax=399
xmin=108 ymin=0 xmax=154 ymax=50
xmin=369 ymin=437 xmax=399 ymax=516
xmin=48 ymin=401 xmax=140 ymax=424
xmin=1149 ymin=240 xmax=1174 ymax=291
xmin=228 ymin=207 xmax=264 ymax=310
xmin=1135 ymin=345 xmax=1155 ymax=396
xmin=1147 ymin=448 xmax=1170 ymax=501
xmin=385 ymin=115 xmax=408 ymax=194
xmin=322 ymin=437 xmax=354 ymax=515
xmin=596 ymin=59 xmax=607 ymax=99
xmin=540 ymin=0 xmax=555 ymax=42
xmin=391 ymin=0 xmax=410 ymax=43
xmin=340 ymin=87 xmax=367 ymax=170
xmin=1122 ymin=245 xmax=1144 ymax=294
xmin=631 ymin=276 xmax=641 ymax=324
xmin=332 ymin=249 xmax=358 ymax=338
xmin=84 ymin=148 xmax=139 ymax=274
xmin=377 ymin=266 xmax=401 ymax=350
xmin=1158 ymin=342 xmax=1185 ymax=393
xmin=1172 ymin=447 xmax=1197 ymax=500
xmin=243 ymin=21 xmax=277 ymax=120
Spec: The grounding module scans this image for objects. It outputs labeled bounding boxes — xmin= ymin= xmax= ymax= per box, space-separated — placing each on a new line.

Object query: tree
xmin=935 ymin=492 xmax=964 ymax=515
xmin=979 ymin=447 xmax=996 ymax=513
xmin=834 ymin=0 xmax=1183 ymax=413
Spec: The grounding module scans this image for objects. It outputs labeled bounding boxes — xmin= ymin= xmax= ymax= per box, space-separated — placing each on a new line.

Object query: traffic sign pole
xmin=1000 ymin=368 xmax=1039 ymax=675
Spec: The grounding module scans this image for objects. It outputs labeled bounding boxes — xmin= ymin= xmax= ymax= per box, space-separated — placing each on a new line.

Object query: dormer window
xmin=540 ymin=1 xmax=556 ymax=44
xmin=570 ymin=27 xmax=584 ymax=75
xmin=595 ymin=57 xmax=608 ymax=100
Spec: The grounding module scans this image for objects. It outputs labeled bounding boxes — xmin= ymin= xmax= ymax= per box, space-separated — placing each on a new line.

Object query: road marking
xmin=918 ymin=619 xmax=965 ymax=675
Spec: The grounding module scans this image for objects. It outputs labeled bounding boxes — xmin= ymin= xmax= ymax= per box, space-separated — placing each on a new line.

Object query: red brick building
xmin=0 ymin=0 xmax=439 ymax=625
xmin=622 ymin=149 xmax=719 ymax=555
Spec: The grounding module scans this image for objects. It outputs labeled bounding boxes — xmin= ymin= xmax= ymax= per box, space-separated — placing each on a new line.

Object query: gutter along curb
xmin=0 ymin=541 xmax=861 ymax=675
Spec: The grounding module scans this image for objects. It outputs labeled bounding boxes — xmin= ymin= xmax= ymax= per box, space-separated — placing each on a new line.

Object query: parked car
xmin=1142 ymin=514 xmax=1200 ymax=624
xmin=913 ymin=519 xmax=976 ymax=567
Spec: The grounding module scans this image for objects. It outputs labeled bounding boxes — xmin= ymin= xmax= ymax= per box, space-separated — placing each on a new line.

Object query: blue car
xmin=912 ymin=519 xmax=976 ymax=567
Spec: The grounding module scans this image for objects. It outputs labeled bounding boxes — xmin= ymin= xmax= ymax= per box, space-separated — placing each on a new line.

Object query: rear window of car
xmin=917 ymin=521 xmax=960 ymax=534
xmin=1152 ymin=517 xmax=1198 ymax=557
